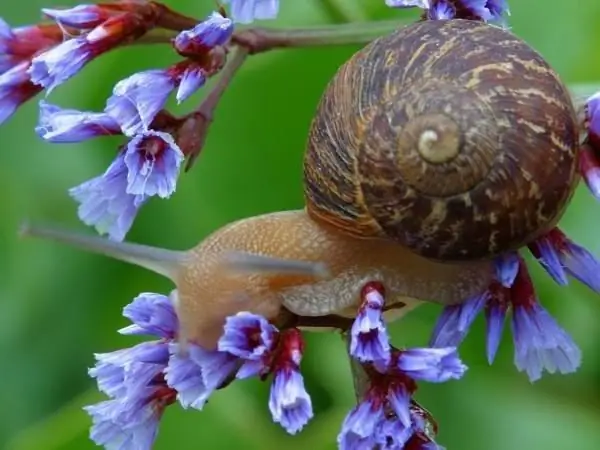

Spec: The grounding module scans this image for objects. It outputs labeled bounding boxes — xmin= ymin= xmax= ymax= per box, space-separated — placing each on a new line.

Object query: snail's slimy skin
xmin=19 ymin=214 xmax=493 ymax=351
xmin=178 ymin=210 xmax=493 ymax=348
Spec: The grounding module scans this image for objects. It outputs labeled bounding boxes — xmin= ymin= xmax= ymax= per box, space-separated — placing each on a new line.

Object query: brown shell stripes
xmin=304 ymin=19 xmax=579 ymax=261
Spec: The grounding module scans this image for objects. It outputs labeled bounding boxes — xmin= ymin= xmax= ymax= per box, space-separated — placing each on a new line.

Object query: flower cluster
xmin=386 ymin=0 xmax=509 ymax=22
xmin=430 ymin=249 xmax=588 ymax=382
xmin=87 ymin=288 xmax=464 ymax=449
xmin=85 ymin=292 xmax=314 ymax=445
xmin=1 ymin=4 xmax=240 ymax=241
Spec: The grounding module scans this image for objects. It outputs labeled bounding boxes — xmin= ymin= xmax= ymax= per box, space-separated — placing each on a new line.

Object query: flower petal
xmin=119 ymin=292 xmax=178 ymax=338
xmin=35 ymin=100 xmax=121 ymax=142
xmin=511 ymin=302 xmax=582 ymax=382
xmin=396 ymin=347 xmax=467 ymax=382
xmin=123 ymin=130 xmax=184 ymax=198
xmin=268 ymin=369 xmax=313 ymax=434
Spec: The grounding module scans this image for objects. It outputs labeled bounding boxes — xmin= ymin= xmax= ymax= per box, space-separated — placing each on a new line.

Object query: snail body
xmin=21 ymin=211 xmax=493 ymax=349
xmin=22 ymin=20 xmax=580 ymax=348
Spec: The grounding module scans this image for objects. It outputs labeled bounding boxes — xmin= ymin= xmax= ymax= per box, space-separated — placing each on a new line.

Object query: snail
xmin=20 ymin=19 xmax=580 ymax=350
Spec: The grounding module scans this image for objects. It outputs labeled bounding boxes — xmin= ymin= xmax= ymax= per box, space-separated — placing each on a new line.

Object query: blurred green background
xmin=1 ymin=1 xmax=600 ymax=449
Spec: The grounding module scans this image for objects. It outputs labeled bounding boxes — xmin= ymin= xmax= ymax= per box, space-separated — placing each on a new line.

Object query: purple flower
xmin=123 ymin=130 xmax=184 ymax=198
xmin=85 ymin=381 xmax=174 ymax=449
xmin=88 ymin=350 xmax=128 ymax=398
xmin=28 ymin=11 xmax=152 ymax=92
xmin=484 ymin=288 xmax=508 ymax=364
xmin=222 ymin=0 xmax=280 ymax=24
xmin=0 ymin=18 xmax=19 ymax=73
xmin=0 ymin=19 xmax=63 ymax=73
xmin=339 ymin=346 xmax=466 ymax=448
xmin=264 ymin=329 xmax=313 ymax=433
xmin=105 ymin=70 xmax=176 ymax=136
xmin=529 ymin=228 xmax=600 ymax=293
xmin=164 ymin=346 xmax=210 ymax=409
xmin=385 ymin=0 xmax=429 ymax=8
xmin=485 ymin=0 xmax=509 ymax=20
xmin=580 ymin=144 xmax=600 ymax=201
xmin=511 ymin=302 xmax=581 ymax=382
xmin=494 ymin=252 xmax=519 ymax=288
xmin=165 ymin=343 xmax=238 ymax=409
xmin=0 ymin=17 xmax=11 ymax=40
xmin=120 ymin=292 xmax=179 ymax=338
xmin=429 ymin=1 xmax=455 ymax=19
xmin=64 ymin=118 xmax=183 ymax=239
xmin=396 ymin=347 xmax=467 ymax=382
xmin=0 ymin=62 xmax=42 ymax=124
xmin=85 ymin=291 xmax=180 ymax=448
xmin=42 ymin=5 xmax=110 ymax=29
xmin=528 ymin=234 xmax=568 ymax=286
xmin=430 ymin=256 xmax=580 ymax=381
xmin=85 ymin=293 xmax=178 ymax=449
xmin=218 ymin=312 xmax=277 ymax=359
xmin=28 ymin=37 xmax=94 ymax=92
xmin=586 ymin=92 xmax=600 ymax=147
xmin=451 ymin=1 xmax=509 ymax=21
xmin=268 ymin=368 xmax=313 ymax=434
xmin=349 ymin=283 xmax=391 ymax=364
xmin=96 ymin=342 xmax=170 ymax=370
xmin=176 ymin=66 xmax=206 ymax=103
xmin=429 ymin=292 xmax=487 ymax=348
xmin=35 ymin=101 xmax=121 ymax=142
xmin=386 ymin=0 xmax=509 ymax=22
xmin=338 ymin=399 xmax=384 ymax=449
xmin=506 ymin=260 xmax=581 ymax=380
xmin=458 ymin=0 xmax=493 ymax=19
xmin=174 ymin=12 xmax=233 ymax=55
xmin=375 ymin=418 xmax=415 ymax=448
xmin=89 ymin=342 xmax=170 ymax=403
xmin=69 ymin=153 xmax=146 ymax=241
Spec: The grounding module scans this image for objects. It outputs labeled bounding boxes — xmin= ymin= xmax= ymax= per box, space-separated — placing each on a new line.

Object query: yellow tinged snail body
xmin=22 ymin=19 xmax=580 ymax=350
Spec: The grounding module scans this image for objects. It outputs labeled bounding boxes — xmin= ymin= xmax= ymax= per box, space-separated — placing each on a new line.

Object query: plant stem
xmin=182 ymin=46 xmax=249 ymax=171
xmin=135 ymin=28 xmax=177 ymax=44
xmin=198 ymin=46 xmax=249 ymax=118
xmin=138 ymin=19 xmax=408 ymax=53
xmin=232 ymin=19 xmax=407 ymax=54
xmin=343 ymin=331 xmax=370 ymax=402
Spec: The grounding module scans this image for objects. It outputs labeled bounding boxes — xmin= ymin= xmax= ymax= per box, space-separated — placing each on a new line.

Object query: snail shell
xmin=304 ymin=19 xmax=580 ymax=261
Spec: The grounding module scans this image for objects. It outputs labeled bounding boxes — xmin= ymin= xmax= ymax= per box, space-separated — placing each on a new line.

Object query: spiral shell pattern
xmin=304 ymin=19 xmax=579 ymax=261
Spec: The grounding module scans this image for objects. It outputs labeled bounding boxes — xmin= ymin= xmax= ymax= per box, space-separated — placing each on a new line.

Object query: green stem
xmin=231 ymin=19 xmax=408 ymax=54
xmin=343 ymin=332 xmax=370 ymax=402
xmin=137 ymin=19 xmax=408 ymax=54
xmin=181 ymin=46 xmax=249 ymax=171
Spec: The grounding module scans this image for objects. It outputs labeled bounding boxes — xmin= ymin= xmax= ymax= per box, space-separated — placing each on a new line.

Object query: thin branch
xmin=133 ymin=28 xmax=177 ymax=44
xmin=232 ymin=19 xmax=407 ymax=54
xmin=343 ymin=331 xmax=370 ymax=402
xmin=198 ymin=46 xmax=249 ymax=117
xmin=152 ymin=1 xmax=199 ymax=30
xmin=133 ymin=20 xmax=408 ymax=54
xmin=182 ymin=46 xmax=249 ymax=171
